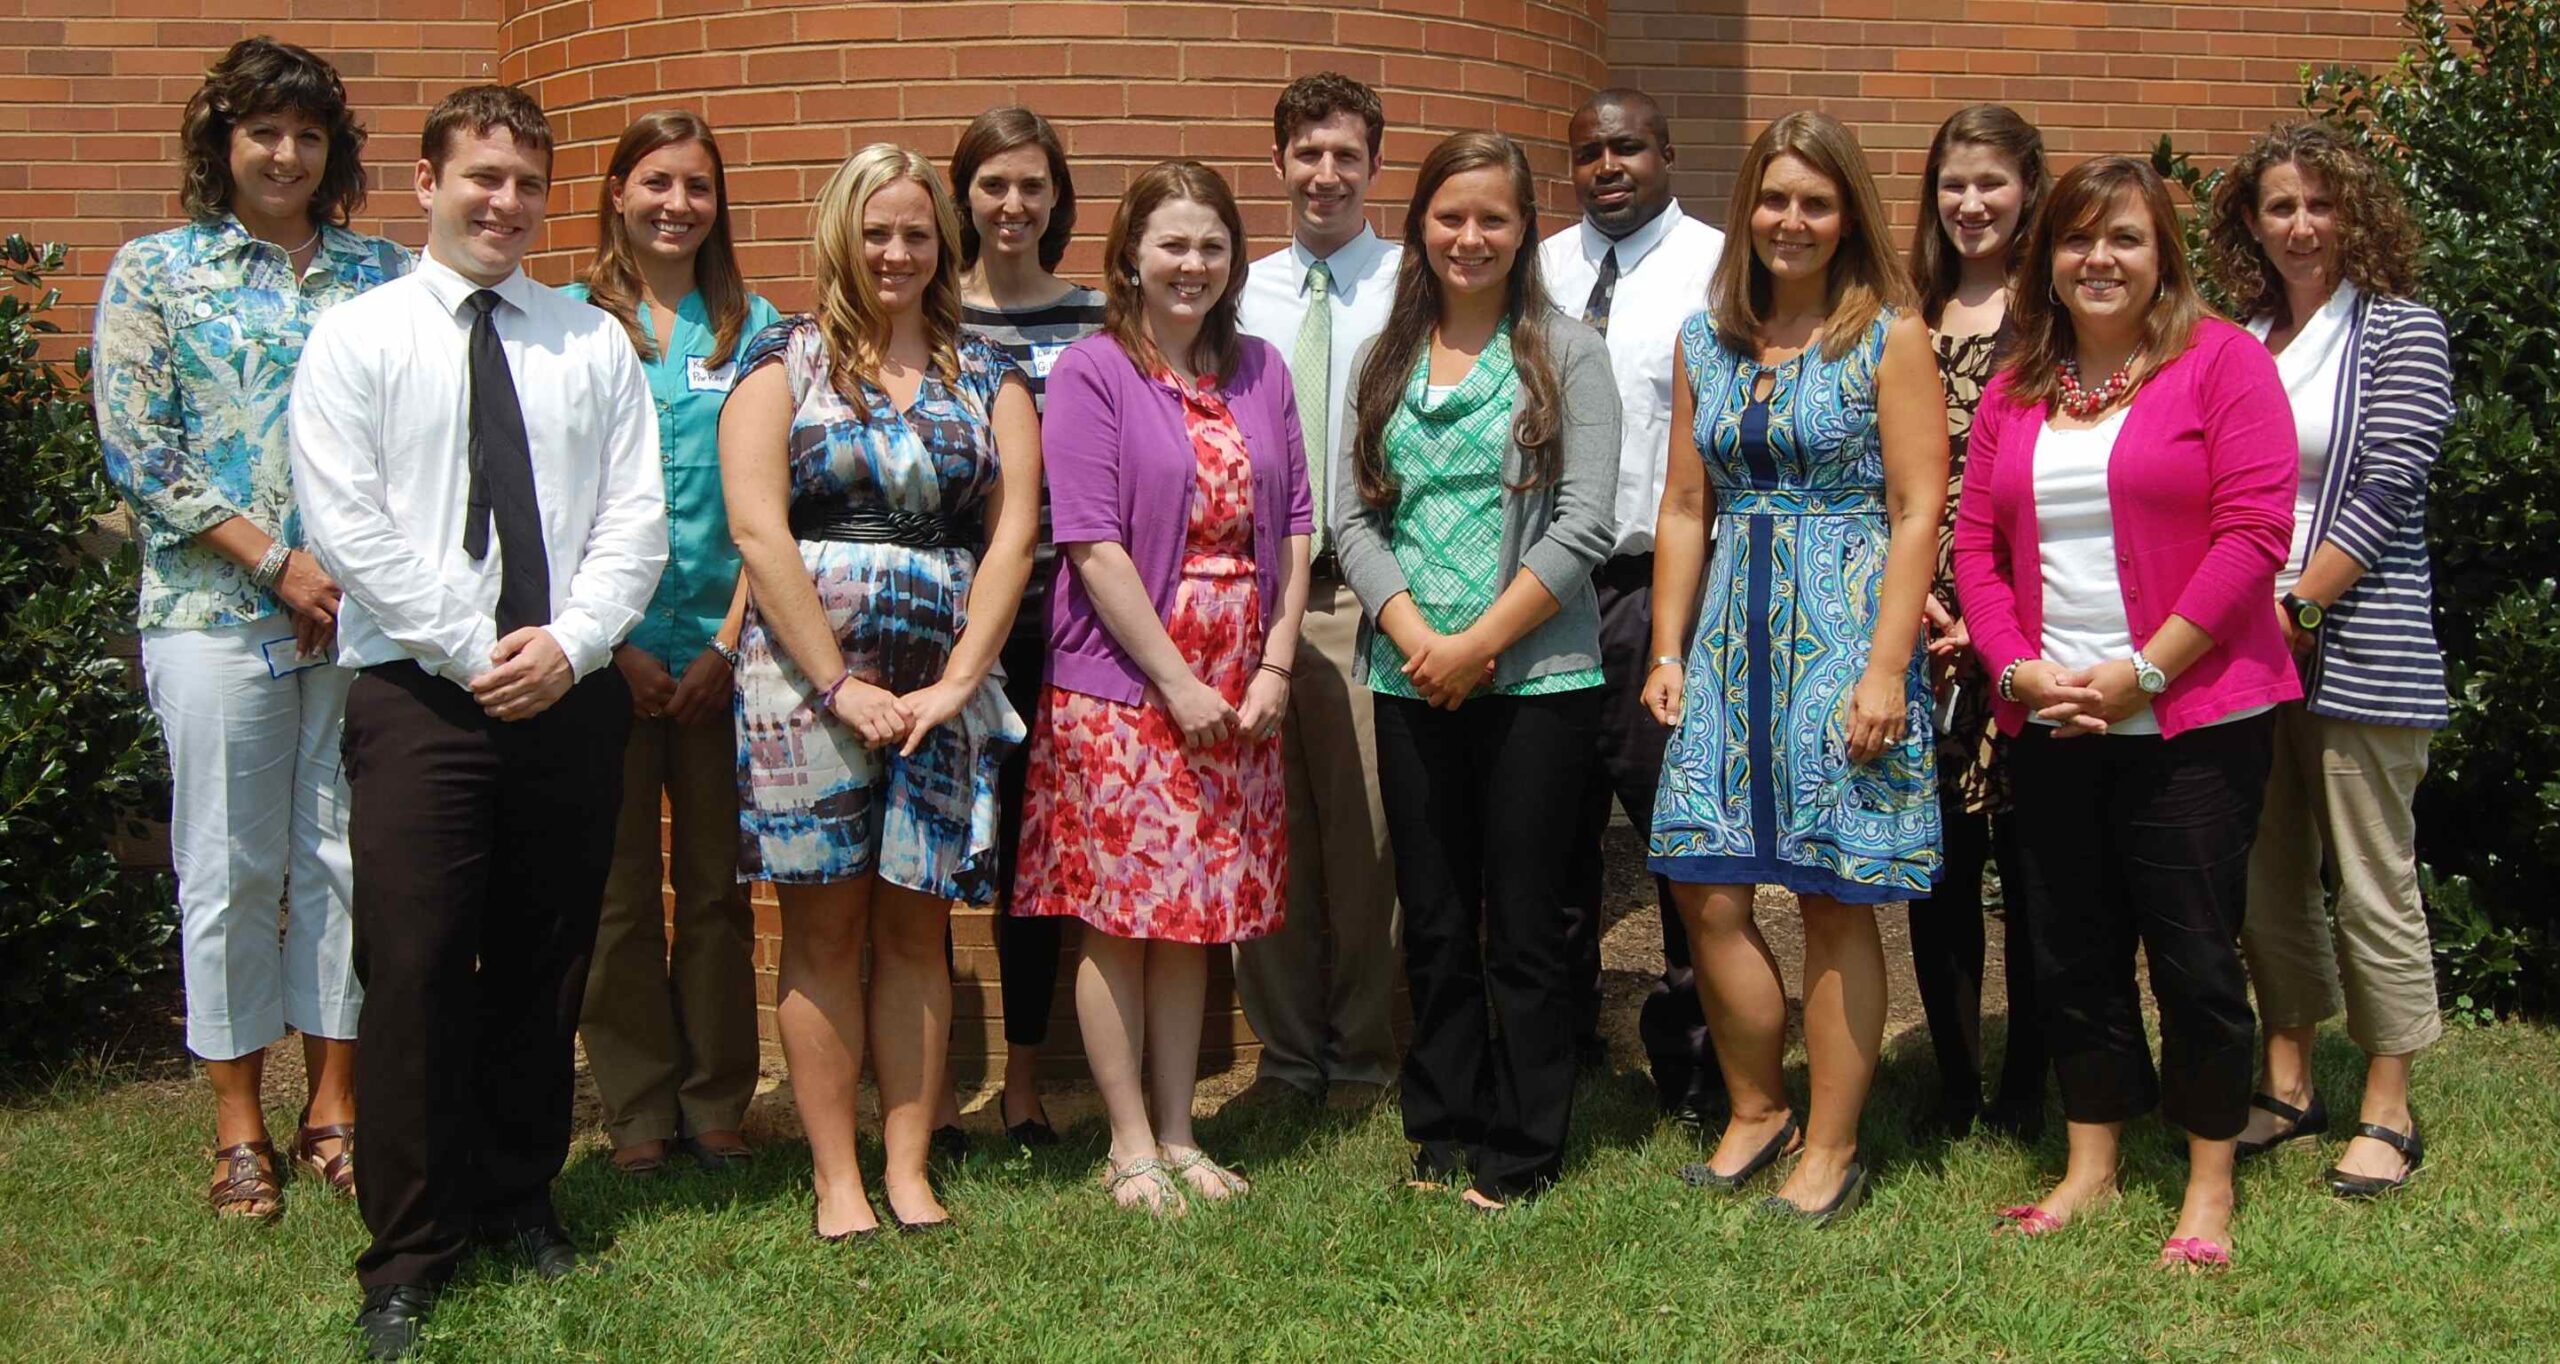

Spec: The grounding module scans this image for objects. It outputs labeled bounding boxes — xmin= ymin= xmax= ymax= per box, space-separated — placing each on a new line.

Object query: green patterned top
xmin=1368 ymin=323 xmax=1605 ymax=700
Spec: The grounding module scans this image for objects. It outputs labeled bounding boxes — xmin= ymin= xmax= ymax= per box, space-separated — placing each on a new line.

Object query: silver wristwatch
xmin=2130 ymin=650 xmax=2169 ymax=695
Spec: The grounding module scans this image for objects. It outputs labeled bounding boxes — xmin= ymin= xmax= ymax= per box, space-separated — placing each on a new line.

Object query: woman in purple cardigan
xmin=1013 ymin=160 xmax=1313 ymax=1217
xmin=1953 ymin=156 xmax=2298 ymax=1270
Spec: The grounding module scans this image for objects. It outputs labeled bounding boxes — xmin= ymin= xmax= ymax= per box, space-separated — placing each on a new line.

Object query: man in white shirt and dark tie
xmin=289 ymin=85 xmax=664 ymax=1361
xmin=1232 ymin=73 xmax=1404 ymax=1112
xmin=1539 ymin=88 xmax=1727 ymax=1124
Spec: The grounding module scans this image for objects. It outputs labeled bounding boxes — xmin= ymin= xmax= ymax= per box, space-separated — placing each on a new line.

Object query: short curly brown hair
xmin=177 ymin=37 xmax=369 ymax=226
xmin=2207 ymin=120 xmax=2421 ymax=323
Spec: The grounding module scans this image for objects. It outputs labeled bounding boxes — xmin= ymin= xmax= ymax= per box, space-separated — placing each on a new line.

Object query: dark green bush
xmin=2161 ymin=0 xmax=2560 ymax=1016
xmin=0 ymin=235 xmax=174 ymax=1075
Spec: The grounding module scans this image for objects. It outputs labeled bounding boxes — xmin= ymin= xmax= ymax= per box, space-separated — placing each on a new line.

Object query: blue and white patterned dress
xmin=1648 ymin=311 xmax=1939 ymax=902
xmin=734 ymin=318 xmax=1026 ymax=898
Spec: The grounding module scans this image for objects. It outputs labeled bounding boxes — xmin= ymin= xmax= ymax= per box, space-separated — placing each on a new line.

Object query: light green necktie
xmin=1292 ymin=258 xmax=1333 ymax=555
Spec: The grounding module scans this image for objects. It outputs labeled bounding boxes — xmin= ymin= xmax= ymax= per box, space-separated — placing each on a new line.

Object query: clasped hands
xmin=1154 ymin=665 xmax=1291 ymax=751
xmin=1394 ymin=624 xmax=1499 ymax=711
xmin=827 ymin=673 xmax=981 ymax=757
xmin=471 ymin=626 xmax=576 ymax=722
xmin=614 ymin=643 xmax=734 ymax=725
xmin=2010 ymin=657 xmax=2150 ymax=737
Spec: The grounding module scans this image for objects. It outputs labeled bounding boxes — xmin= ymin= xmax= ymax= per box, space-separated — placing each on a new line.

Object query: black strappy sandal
xmin=2235 ymin=1091 xmax=2329 ymax=1159
xmin=2327 ymin=1119 xmax=2423 ymax=1200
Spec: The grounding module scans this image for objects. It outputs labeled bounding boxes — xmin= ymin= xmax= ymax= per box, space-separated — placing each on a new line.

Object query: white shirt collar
xmin=1576 ymin=198 xmax=1687 ymax=274
xmin=1287 ymin=224 xmax=1389 ymax=294
xmin=415 ymin=252 xmax=536 ymax=318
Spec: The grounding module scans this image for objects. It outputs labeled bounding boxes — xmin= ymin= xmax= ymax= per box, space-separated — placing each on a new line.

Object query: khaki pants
xmin=2241 ymin=703 xmax=2441 ymax=1057
xmin=580 ymin=712 xmax=761 ymax=1146
xmin=1234 ymin=578 xmax=1401 ymax=1092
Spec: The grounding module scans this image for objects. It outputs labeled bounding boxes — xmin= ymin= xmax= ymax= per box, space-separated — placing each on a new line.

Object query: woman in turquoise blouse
xmin=93 ymin=37 xmax=408 ymax=1221
xmin=565 ymin=110 xmax=781 ymax=1176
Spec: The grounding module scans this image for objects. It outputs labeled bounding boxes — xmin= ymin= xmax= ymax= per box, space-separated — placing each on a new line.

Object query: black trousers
xmin=1906 ymin=793 xmax=2046 ymax=1123
xmin=1563 ymin=554 xmax=1715 ymax=1112
xmin=2004 ymin=715 xmax=2274 ymax=1140
xmin=987 ymin=622 xmax=1062 ymax=1049
xmin=1377 ymin=688 xmax=1597 ymax=1200
xmin=344 ymin=661 xmax=630 ymax=1291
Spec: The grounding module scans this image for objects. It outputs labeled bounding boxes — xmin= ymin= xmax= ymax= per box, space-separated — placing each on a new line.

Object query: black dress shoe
xmin=2235 ymin=1090 xmax=2329 ymax=1159
xmin=929 ymin=1124 xmax=970 ymax=1165
xmin=355 ymin=1284 xmax=436 ymax=1361
xmin=1001 ymin=1089 xmax=1060 ymax=1148
xmin=2327 ymin=1119 xmax=2424 ymax=1200
xmin=502 ymin=1223 xmax=591 ymax=1280
xmin=1758 ymin=1159 xmax=1869 ymax=1228
xmin=1680 ymin=1116 xmax=1800 ymax=1192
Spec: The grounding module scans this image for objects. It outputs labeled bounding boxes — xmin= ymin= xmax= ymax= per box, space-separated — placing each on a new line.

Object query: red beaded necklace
xmin=2056 ymin=352 xmax=2138 ymax=419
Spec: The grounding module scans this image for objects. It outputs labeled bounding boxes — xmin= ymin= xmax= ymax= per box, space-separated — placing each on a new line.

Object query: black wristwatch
xmin=2281 ymin=592 xmax=2326 ymax=632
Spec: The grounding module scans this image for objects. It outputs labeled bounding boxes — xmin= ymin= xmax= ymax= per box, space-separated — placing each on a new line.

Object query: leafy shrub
xmin=0 ymin=235 xmax=174 ymax=1075
xmin=2160 ymin=0 xmax=2560 ymax=1015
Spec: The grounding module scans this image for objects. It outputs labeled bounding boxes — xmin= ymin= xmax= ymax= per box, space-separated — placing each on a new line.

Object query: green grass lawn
xmin=4 ymin=1021 xmax=2556 ymax=1362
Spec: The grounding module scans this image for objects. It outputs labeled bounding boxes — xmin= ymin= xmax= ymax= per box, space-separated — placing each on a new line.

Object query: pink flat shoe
xmin=2156 ymin=1236 xmax=2233 ymax=1271
xmin=1993 ymin=1204 xmax=2067 ymax=1237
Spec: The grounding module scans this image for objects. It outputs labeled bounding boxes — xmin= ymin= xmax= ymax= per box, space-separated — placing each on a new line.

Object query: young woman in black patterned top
xmin=1903 ymin=104 xmax=2050 ymax=1141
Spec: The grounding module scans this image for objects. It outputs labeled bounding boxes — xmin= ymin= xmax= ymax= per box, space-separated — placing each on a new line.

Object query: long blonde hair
xmin=1709 ymin=111 xmax=1912 ymax=361
xmin=810 ymin=143 xmax=970 ymax=416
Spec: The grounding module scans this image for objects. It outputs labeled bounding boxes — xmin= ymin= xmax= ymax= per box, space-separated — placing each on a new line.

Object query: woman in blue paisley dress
xmin=721 ymin=144 xmax=1041 ymax=1238
xmin=1642 ymin=112 xmax=1947 ymax=1223
xmin=92 ymin=38 xmax=407 ymax=1221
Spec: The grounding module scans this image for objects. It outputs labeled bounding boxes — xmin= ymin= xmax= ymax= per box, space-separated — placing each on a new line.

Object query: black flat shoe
xmin=2327 ymin=1119 xmax=2424 ymax=1200
xmin=889 ymin=1205 xmax=955 ymax=1235
xmin=2235 ymin=1091 xmax=2330 ymax=1159
xmin=1001 ymin=1089 xmax=1060 ymax=1148
xmin=1758 ymin=1160 xmax=1868 ymax=1228
xmin=811 ymin=1204 xmax=879 ymax=1244
xmin=354 ymin=1283 xmax=436 ymax=1361
xmin=929 ymin=1124 xmax=970 ymax=1165
xmin=1680 ymin=1116 xmax=1800 ymax=1192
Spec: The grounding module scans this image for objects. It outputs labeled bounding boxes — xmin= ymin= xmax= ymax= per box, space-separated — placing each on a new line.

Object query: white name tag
xmin=686 ymin=357 xmax=738 ymax=392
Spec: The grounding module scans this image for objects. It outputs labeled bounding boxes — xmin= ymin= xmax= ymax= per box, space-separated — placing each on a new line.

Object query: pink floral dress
xmin=1011 ymin=373 xmax=1287 ymax=943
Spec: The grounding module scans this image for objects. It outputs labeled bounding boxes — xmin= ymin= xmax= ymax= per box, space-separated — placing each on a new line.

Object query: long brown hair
xmin=1710 ymin=111 xmax=1911 ymax=361
xmin=2206 ymin=119 xmax=2421 ymax=328
xmin=178 ymin=37 xmax=370 ymax=227
xmin=810 ymin=143 xmax=972 ymax=419
xmin=1098 ymin=160 xmax=1247 ymax=382
xmin=2004 ymin=155 xmax=2212 ymax=410
xmin=950 ymin=106 xmax=1078 ymax=272
xmin=1348 ymin=132 xmax=1562 ymax=510
xmin=1907 ymin=105 xmax=2048 ymax=329
xmin=582 ymin=110 xmax=751 ymax=367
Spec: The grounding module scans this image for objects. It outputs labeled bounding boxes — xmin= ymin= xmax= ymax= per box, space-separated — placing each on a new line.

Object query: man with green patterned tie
xmin=1233 ymin=73 xmax=1405 ymax=1112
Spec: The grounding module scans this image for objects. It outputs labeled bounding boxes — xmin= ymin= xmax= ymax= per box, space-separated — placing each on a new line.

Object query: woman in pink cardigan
xmin=1952 ymin=157 xmax=2298 ymax=1271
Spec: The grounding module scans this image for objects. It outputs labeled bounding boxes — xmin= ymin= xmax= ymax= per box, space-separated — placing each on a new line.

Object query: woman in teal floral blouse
xmin=92 ymin=37 xmax=409 ymax=1221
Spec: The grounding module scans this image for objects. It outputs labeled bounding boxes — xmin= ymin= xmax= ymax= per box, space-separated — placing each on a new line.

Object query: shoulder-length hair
xmin=2206 ymin=119 xmax=2422 ymax=327
xmin=1348 ymin=131 xmax=1562 ymax=509
xmin=177 ymin=37 xmax=369 ymax=226
xmin=1099 ymin=160 xmax=1247 ymax=383
xmin=950 ymin=106 xmax=1078 ymax=273
xmin=810 ymin=143 xmax=971 ymax=418
xmin=2004 ymin=155 xmax=2212 ymax=410
xmin=1907 ymin=104 xmax=2048 ymax=329
xmin=1709 ymin=110 xmax=1912 ymax=362
xmin=581 ymin=111 xmax=751 ymax=367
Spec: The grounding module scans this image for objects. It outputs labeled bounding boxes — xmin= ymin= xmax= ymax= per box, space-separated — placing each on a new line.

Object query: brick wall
xmin=1605 ymin=0 xmax=2412 ymax=235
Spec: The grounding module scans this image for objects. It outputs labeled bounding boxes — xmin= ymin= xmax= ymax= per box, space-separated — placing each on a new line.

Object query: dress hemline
xmin=1646 ymin=851 xmax=1928 ymax=905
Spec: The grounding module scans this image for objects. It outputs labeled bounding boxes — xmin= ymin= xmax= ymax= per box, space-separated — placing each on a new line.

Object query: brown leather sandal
xmin=293 ymin=1114 xmax=357 ymax=1196
xmin=209 ymin=1140 xmax=283 ymax=1221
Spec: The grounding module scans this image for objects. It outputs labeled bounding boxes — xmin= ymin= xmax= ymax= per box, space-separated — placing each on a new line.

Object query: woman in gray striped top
xmin=2208 ymin=121 xmax=2456 ymax=1201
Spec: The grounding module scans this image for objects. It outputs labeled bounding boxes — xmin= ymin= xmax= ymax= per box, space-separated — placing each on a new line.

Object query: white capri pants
xmin=142 ymin=615 xmax=359 ymax=1060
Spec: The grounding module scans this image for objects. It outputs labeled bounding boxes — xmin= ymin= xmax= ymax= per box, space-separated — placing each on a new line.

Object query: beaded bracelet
xmin=1996 ymin=659 xmax=2023 ymax=703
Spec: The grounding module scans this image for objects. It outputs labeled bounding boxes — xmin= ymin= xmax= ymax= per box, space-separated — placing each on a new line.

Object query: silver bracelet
xmin=1652 ymin=654 xmax=1683 ymax=670
xmin=250 ymin=541 xmax=292 ymax=591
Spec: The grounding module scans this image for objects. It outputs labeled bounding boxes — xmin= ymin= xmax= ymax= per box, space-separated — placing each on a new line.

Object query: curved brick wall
xmin=499 ymin=0 xmax=1611 ymax=307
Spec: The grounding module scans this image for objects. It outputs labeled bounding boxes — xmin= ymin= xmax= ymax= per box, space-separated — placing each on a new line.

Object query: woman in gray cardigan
xmin=2209 ymin=121 xmax=2456 ymax=1200
xmin=1335 ymin=132 xmax=1620 ymax=1209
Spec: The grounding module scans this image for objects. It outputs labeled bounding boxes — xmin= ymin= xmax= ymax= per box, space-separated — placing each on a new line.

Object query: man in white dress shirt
xmin=1539 ymin=88 xmax=1726 ymax=1121
xmin=1232 ymin=73 xmax=1404 ymax=1111
xmin=289 ymin=85 xmax=664 ymax=1360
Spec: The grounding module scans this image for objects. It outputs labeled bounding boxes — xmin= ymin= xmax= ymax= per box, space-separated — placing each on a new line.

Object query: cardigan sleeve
xmin=1041 ymin=340 xmax=1126 ymax=545
xmin=2323 ymin=300 xmax=2454 ymax=570
xmin=1517 ymin=319 xmax=1623 ymax=597
xmin=1952 ymin=373 xmax=2039 ymax=679
xmin=1330 ymin=335 xmax=1413 ymax=617
xmin=1267 ymin=340 xmax=1314 ymax=537
xmin=2167 ymin=325 xmax=2297 ymax=643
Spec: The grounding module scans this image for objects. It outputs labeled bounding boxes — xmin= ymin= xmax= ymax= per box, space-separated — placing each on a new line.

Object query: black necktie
xmin=1581 ymin=246 xmax=1619 ymax=337
xmin=464 ymin=289 xmax=549 ymax=634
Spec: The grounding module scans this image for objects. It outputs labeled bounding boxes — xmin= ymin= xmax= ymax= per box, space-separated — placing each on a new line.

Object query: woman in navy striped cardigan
xmin=2207 ymin=121 xmax=2455 ymax=1200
